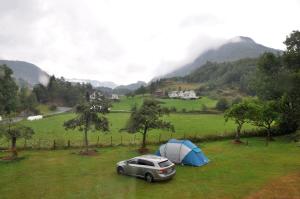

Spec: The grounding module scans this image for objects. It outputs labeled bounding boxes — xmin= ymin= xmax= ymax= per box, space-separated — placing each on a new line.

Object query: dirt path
xmin=246 ymin=172 xmax=300 ymax=199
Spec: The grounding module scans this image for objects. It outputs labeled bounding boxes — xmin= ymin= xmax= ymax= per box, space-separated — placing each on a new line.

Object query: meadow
xmin=0 ymin=112 xmax=255 ymax=149
xmin=111 ymin=95 xmax=217 ymax=111
xmin=1 ymin=137 xmax=299 ymax=199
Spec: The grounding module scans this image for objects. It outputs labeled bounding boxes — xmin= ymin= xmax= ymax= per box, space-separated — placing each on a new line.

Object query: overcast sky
xmin=0 ymin=0 xmax=300 ymax=85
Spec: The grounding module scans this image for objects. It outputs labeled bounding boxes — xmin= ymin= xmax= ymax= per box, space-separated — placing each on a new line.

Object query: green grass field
xmin=111 ymin=95 xmax=217 ymax=111
xmin=1 ymin=137 xmax=299 ymax=199
xmin=0 ymin=112 xmax=255 ymax=148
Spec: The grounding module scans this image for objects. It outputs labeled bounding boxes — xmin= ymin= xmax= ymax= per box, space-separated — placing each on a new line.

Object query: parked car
xmin=116 ymin=154 xmax=176 ymax=182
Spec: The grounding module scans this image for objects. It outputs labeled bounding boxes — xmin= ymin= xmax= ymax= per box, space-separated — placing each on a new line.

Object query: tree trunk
xmin=142 ymin=126 xmax=148 ymax=149
xmin=235 ymin=124 xmax=242 ymax=142
xmin=11 ymin=136 xmax=18 ymax=157
xmin=84 ymin=128 xmax=88 ymax=152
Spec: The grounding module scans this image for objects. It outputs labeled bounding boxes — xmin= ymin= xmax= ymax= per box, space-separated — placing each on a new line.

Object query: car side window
xmin=128 ymin=159 xmax=137 ymax=164
xmin=137 ymin=159 xmax=154 ymax=167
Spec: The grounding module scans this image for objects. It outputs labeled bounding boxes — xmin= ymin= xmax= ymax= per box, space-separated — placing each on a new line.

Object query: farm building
xmin=168 ymin=90 xmax=198 ymax=100
xmin=110 ymin=94 xmax=119 ymax=100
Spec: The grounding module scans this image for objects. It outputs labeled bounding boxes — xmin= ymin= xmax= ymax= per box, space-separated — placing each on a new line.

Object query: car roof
xmin=135 ymin=155 xmax=168 ymax=162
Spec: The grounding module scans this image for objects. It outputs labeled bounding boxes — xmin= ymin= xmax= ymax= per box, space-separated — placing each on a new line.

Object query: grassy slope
xmin=0 ymin=137 xmax=299 ymax=199
xmin=0 ymin=112 xmax=255 ymax=148
xmin=111 ymin=95 xmax=217 ymax=111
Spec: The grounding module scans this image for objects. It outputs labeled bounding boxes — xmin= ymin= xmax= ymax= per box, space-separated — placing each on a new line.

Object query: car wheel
xmin=145 ymin=173 xmax=153 ymax=183
xmin=117 ymin=167 xmax=124 ymax=175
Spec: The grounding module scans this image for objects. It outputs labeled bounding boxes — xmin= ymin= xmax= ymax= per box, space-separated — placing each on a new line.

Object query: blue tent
xmin=155 ymin=139 xmax=209 ymax=167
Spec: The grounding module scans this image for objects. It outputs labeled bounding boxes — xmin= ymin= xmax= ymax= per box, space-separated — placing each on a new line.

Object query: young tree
xmin=0 ymin=65 xmax=18 ymax=115
xmin=216 ymin=98 xmax=229 ymax=111
xmin=250 ymin=100 xmax=279 ymax=142
xmin=224 ymin=101 xmax=253 ymax=143
xmin=0 ymin=122 xmax=34 ymax=158
xmin=124 ymin=99 xmax=174 ymax=150
xmin=63 ymin=95 xmax=110 ymax=153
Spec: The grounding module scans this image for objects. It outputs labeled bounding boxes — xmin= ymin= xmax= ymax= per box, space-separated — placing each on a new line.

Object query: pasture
xmin=0 ymin=112 xmax=255 ymax=148
xmin=1 ymin=137 xmax=299 ymax=199
xmin=111 ymin=95 xmax=217 ymax=111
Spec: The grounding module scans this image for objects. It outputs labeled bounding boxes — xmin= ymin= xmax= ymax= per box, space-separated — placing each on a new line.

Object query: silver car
xmin=116 ymin=155 xmax=176 ymax=182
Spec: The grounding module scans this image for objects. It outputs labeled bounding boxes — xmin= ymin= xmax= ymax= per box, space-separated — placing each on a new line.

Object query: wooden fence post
xmin=133 ymin=135 xmax=136 ymax=144
xmin=53 ymin=140 xmax=56 ymax=150
xmin=68 ymin=140 xmax=71 ymax=148
xmin=97 ymin=136 xmax=100 ymax=147
xmin=38 ymin=139 xmax=41 ymax=150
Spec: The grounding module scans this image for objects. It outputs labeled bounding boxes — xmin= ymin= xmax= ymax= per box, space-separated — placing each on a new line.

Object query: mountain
xmin=162 ymin=36 xmax=281 ymax=78
xmin=114 ymin=81 xmax=147 ymax=91
xmin=67 ymin=78 xmax=118 ymax=89
xmin=0 ymin=60 xmax=50 ymax=86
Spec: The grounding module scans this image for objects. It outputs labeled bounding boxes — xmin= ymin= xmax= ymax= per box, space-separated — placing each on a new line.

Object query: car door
xmin=127 ymin=159 xmax=140 ymax=176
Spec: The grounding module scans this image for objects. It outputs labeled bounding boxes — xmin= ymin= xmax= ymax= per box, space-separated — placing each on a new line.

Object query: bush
xmin=49 ymin=105 xmax=57 ymax=111
xmin=216 ymin=98 xmax=229 ymax=111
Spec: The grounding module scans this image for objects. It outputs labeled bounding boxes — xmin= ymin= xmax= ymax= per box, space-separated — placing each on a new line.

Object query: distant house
xmin=110 ymin=94 xmax=119 ymax=100
xmin=182 ymin=90 xmax=198 ymax=100
xmin=154 ymin=89 xmax=164 ymax=97
xmin=168 ymin=90 xmax=198 ymax=100
xmin=0 ymin=116 xmax=2 ymax=121
xmin=90 ymin=91 xmax=103 ymax=101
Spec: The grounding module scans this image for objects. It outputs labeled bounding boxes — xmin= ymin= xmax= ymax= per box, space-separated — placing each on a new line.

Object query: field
xmin=0 ymin=112 xmax=255 ymax=148
xmin=111 ymin=95 xmax=217 ymax=111
xmin=1 ymin=137 xmax=299 ymax=199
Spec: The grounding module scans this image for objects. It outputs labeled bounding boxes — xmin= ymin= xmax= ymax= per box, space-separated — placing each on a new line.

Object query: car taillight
xmin=158 ymin=169 xmax=167 ymax=174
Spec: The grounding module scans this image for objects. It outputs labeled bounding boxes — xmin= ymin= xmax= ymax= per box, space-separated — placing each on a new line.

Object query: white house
xmin=0 ymin=116 xmax=2 ymax=121
xmin=90 ymin=91 xmax=103 ymax=101
xmin=182 ymin=90 xmax=198 ymax=100
xmin=168 ymin=90 xmax=198 ymax=100
xmin=111 ymin=94 xmax=119 ymax=100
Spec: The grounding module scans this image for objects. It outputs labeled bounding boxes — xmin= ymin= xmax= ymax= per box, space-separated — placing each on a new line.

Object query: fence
xmin=0 ymin=128 xmax=270 ymax=151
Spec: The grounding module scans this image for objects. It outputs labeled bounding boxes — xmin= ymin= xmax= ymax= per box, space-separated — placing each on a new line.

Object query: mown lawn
xmin=0 ymin=112 xmax=255 ymax=148
xmin=111 ymin=95 xmax=217 ymax=111
xmin=0 ymin=137 xmax=299 ymax=199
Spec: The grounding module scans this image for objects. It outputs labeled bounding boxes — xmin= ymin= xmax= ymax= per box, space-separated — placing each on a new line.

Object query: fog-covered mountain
xmin=0 ymin=60 xmax=50 ymax=86
xmin=114 ymin=81 xmax=147 ymax=91
xmin=67 ymin=78 xmax=118 ymax=89
xmin=161 ymin=36 xmax=281 ymax=78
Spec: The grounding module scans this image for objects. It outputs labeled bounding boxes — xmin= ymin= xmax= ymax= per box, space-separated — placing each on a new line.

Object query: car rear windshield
xmin=158 ymin=160 xmax=172 ymax=168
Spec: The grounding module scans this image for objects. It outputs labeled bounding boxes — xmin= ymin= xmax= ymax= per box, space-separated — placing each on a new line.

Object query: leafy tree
xmin=224 ymin=101 xmax=253 ymax=142
xmin=0 ymin=65 xmax=19 ymax=115
xmin=135 ymin=85 xmax=147 ymax=96
xmin=18 ymin=87 xmax=38 ymax=115
xmin=124 ymin=99 xmax=174 ymax=150
xmin=249 ymin=100 xmax=279 ymax=141
xmin=216 ymin=98 xmax=229 ymax=111
xmin=63 ymin=96 xmax=110 ymax=152
xmin=0 ymin=120 xmax=34 ymax=158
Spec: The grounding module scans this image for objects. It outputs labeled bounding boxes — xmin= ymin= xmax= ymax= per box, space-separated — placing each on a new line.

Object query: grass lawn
xmin=0 ymin=112 xmax=254 ymax=148
xmin=0 ymin=137 xmax=299 ymax=199
xmin=111 ymin=95 xmax=217 ymax=111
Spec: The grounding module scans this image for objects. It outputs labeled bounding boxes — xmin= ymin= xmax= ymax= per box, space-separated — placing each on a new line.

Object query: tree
xmin=18 ymin=87 xmax=38 ymax=115
xmin=0 ymin=122 xmax=34 ymax=158
xmin=63 ymin=96 xmax=110 ymax=153
xmin=224 ymin=101 xmax=253 ymax=142
xmin=216 ymin=98 xmax=229 ymax=111
xmin=249 ymin=100 xmax=279 ymax=142
xmin=124 ymin=99 xmax=174 ymax=150
xmin=0 ymin=65 xmax=18 ymax=115
xmin=135 ymin=85 xmax=147 ymax=96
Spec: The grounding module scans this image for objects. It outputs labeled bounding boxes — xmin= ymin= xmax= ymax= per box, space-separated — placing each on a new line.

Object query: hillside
xmin=163 ymin=36 xmax=280 ymax=78
xmin=0 ymin=60 xmax=49 ymax=86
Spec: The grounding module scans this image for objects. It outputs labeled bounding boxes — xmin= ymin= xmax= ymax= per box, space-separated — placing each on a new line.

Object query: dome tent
xmin=155 ymin=139 xmax=209 ymax=167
